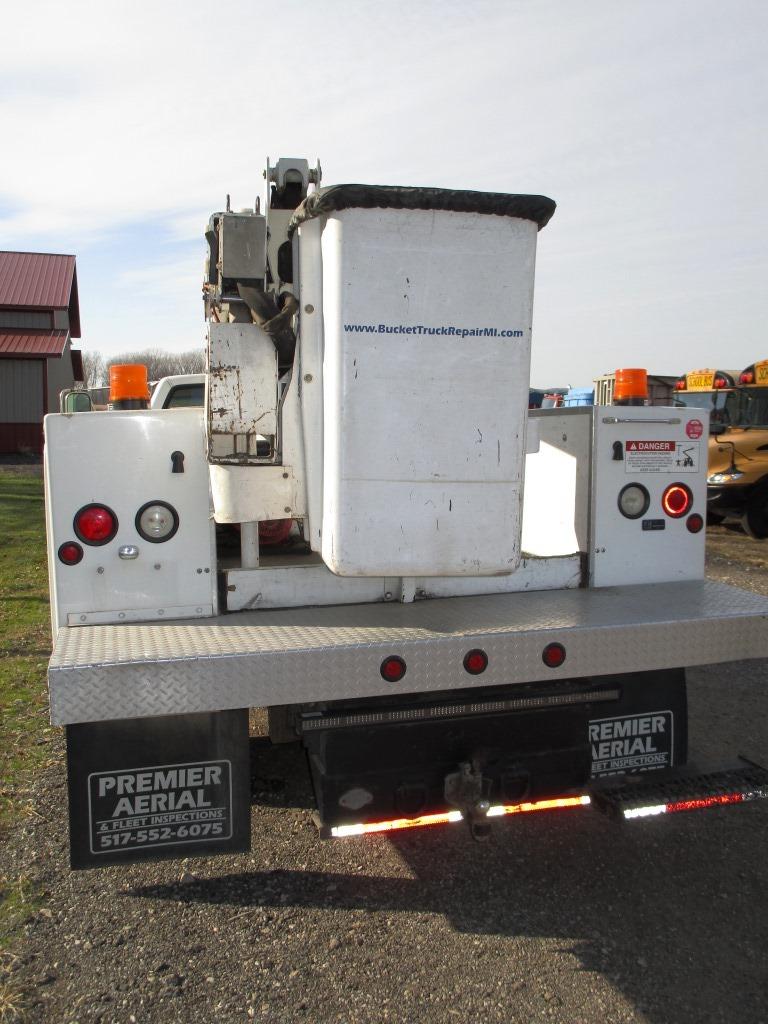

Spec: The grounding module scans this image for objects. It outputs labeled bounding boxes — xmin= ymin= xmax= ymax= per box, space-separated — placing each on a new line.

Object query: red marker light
xmin=542 ymin=642 xmax=566 ymax=668
xmin=74 ymin=504 xmax=118 ymax=545
xmin=740 ymin=371 xmax=754 ymax=384
xmin=714 ymin=376 xmax=726 ymax=389
xmin=674 ymin=379 xmax=686 ymax=390
xmin=380 ymin=656 xmax=406 ymax=682
xmin=463 ymin=649 xmax=488 ymax=675
xmin=686 ymin=513 xmax=704 ymax=534
xmin=662 ymin=484 xmax=692 ymax=519
xmin=58 ymin=541 xmax=83 ymax=565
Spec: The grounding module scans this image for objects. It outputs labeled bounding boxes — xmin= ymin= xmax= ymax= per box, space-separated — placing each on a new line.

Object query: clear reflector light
xmin=618 ymin=483 xmax=650 ymax=520
xmin=135 ymin=501 xmax=178 ymax=542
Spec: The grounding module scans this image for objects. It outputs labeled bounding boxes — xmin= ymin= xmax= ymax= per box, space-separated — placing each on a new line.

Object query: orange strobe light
xmin=109 ymin=363 xmax=150 ymax=407
xmin=613 ymin=368 xmax=648 ymax=406
xmin=329 ymin=795 xmax=590 ymax=838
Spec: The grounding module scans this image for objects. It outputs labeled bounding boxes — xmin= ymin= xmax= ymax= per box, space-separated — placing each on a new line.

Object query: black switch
xmin=612 ymin=441 xmax=624 ymax=461
xmin=171 ymin=451 xmax=185 ymax=474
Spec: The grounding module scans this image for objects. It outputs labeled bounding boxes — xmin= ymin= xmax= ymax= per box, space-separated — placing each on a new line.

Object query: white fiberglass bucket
xmin=313 ymin=191 xmax=552 ymax=577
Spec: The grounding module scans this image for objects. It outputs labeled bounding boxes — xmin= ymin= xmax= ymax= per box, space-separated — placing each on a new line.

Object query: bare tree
xmin=82 ymin=350 xmax=107 ymax=388
xmin=105 ymin=348 xmax=205 ymax=381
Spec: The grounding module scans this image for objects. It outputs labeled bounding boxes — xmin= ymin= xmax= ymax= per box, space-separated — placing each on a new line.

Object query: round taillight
xmin=135 ymin=501 xmax=179 ymax=543
xmin=618 ymin=483 xmax=650 ymax=520
xmin=463 ymin=649 xmax=488 ymax=675
xmin=662 ymin=483 xmax=693 ymax=519
xmin=380 ymin=656 xmax=406 ymax=682
xmin=58 ymin=541 xmax=83 ymax=566
xmin=74 ymin=504 xmax=118 ymax=545
xmin=686 ymin=513 xmax=704 ymax=534
xmin=542 ymin=642 xmax=566 ymax=668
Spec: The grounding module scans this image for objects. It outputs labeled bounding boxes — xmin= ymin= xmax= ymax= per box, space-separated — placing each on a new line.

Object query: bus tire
xmin=742 ymin=492 xmax=768 ymax=540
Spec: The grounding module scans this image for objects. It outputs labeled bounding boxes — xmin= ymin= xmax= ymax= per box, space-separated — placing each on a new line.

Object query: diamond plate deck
xmin=49 ymin=580 xmax=768 ymax=725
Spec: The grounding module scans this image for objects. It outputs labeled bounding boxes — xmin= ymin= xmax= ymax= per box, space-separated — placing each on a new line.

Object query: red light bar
xmin=329 ymin=795 xmax=590 ymax=837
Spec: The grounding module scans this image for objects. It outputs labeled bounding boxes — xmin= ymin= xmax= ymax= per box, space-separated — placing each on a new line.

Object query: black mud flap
xmin=589 ymin=759 xmax=768 ymax=821
xmin=66 ymin=710 xmax=251 ymax=869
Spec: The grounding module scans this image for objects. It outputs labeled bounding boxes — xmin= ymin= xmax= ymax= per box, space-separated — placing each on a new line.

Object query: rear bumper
xmin=48 ymin=580 xmax=768 ymax=726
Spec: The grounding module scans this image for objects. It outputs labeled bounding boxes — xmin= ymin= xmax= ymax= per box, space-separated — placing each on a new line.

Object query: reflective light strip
xmin=667 ymin=793 xmax=744 ymax=813
xmin=623 ymin=792 xmax=746 ymax=820
xmin=301 ymin=690 xmax=620 ymax=732
xmin=486 ymin=795 xmax=590 ymax=817
xmin=623 ymin=803 xmax=667 ymax=820
xmin=330 ymin=796 xmax=589 ymax=837
xmin=330 ymin=810 xmax=462 ymax=838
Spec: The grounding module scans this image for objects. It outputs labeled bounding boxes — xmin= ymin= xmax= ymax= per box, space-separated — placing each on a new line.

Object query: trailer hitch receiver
xmin=444 ymin=761 xmax=492 ymax=841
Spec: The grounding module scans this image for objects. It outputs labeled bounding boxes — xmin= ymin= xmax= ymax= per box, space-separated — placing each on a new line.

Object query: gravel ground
xmin=2 ymin=525 xmax=767 ymax=1024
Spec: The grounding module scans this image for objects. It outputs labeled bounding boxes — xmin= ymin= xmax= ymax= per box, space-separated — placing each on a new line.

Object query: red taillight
xmin=662 ymin=484 xmax=692 ymax=519
xmin=674 ymin=379 xmax=685 ymax=390
xmin=686 ymin=513 xmax=704 ymax=534
xmin=74 ymin=504 xmax=118 ymax=545
xmin=258 ymin=519 xmax=293 ymax=545
xmin=463 ymin=649 xmax=488 ymax=675
xmin=740 ymin=371 xmax=754 ymax=384
xmin=714 ymin=376 xmax=726 ymax=388
xmin=542 ymin=642 xmax=566 ymax=668
xmin=380 ymin=656 xmax=406 ymax=682
xmin=58 ymin=541 xmax=83 ymax=565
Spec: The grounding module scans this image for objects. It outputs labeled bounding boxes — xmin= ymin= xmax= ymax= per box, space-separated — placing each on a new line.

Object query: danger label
xmin=590 ymin=711 xmax=673 ymax=776
xmin=88 ymin=760 xmax=232 ymax=854
xmin=625 ymin=441 xmax=699 ymax=473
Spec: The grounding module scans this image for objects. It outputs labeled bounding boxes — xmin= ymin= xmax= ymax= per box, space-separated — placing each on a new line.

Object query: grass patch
xmin=0 ymin=471 xmax=51 ymax=949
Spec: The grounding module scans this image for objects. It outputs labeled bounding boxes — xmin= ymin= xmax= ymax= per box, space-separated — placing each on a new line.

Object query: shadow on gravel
xmin=131 ymin=804 xmax=767 ymax=1024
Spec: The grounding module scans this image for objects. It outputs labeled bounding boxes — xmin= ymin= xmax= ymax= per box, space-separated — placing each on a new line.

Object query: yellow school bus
xmin=706 ymin=361 xmax=768 ymax=537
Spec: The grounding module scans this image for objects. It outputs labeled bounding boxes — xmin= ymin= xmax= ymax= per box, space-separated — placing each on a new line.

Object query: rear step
xmin=589 ymin=759 xmax=768 ymax=821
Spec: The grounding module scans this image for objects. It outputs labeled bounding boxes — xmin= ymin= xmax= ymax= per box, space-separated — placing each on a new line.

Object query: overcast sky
xmin=2 ymin=0 xmax=766 ymax=387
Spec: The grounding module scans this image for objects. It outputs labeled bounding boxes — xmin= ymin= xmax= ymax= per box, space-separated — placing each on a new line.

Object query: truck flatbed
xmin=49 ymin=579 xmax=768 ymax=725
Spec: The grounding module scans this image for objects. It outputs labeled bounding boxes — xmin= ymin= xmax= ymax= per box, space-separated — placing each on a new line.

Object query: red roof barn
xmin=0 ymin=251 xmax=83 ymax=455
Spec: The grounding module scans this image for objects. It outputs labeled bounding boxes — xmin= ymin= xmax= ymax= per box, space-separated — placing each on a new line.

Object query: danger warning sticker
xmin=625 ymin=441 xmax=699 ymax=473
xmin=88 ymin=760 xmax=232 ymax=854
xmin=589 ymin=711 xmax=673 ymax=776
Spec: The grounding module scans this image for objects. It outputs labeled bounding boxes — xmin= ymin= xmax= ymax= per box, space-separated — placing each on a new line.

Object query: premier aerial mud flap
xmin=66 ymin=709 xmax=251 ymax=869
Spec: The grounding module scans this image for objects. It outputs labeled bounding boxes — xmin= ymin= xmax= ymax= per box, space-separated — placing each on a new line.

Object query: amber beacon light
xmin=613 ymin=368 xmax=648 ymax=407
xmin=109 ymin=364 xmax=150 ymax=410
